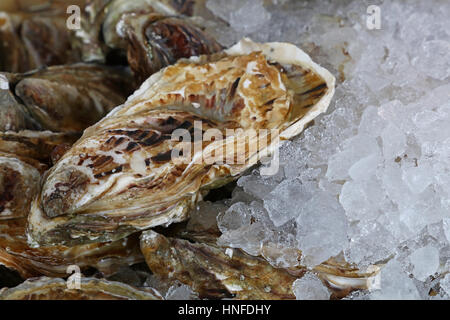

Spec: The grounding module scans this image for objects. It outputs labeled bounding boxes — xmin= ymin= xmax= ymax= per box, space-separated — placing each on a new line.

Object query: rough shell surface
xmin=3 ymin=64 xmax=136 ymax=133
xmin=143 ymin=204 xmax=380 ymax=299
xmin=0 ymin=276 xmax=162 ymax=300
xmin=121 ymin=12 xmax=223 ymax=83
xmin=28 ymin=39 xmax=335 ymax=246
xmin=0 ymin=218 xmax=143 ymax=279
xmin=77 ymin=0 xmax=219 ymax=62
xmin=0 ymin=10 xmax=81 ymax=73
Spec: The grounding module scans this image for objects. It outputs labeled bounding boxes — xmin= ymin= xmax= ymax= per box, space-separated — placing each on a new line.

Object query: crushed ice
xmin=202 ymin=0 xmax=450 ymax=299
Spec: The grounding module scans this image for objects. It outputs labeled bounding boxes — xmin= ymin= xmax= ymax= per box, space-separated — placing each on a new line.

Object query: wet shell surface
xmin=0 ymin=130 xmax=79 ymax=165
xmin=28 ymin=38 xmax=335 ymax=246
xmin=0 ymin=276 xmax=162 ymax=300
xmin=0 ymin=10 xmax=82 ymax=74
xmin=140 ymin=229 xmax=298 ymax=299
xmin=120 ymin=12 xmax=223 ymax=83
xmin=2 ymin=64 xmax=136 ymax=133
xmin=76 ymin=0 xmax=220 ymax=63
xmin=141 ymin=205 xmax=380 ymax=300
xmin=0 ymin=218 xmax=143 ymax=279
xmin=0 ymin=154 xmax=40 ymax=220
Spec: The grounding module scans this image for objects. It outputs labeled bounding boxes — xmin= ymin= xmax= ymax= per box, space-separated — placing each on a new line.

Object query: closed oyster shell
xmin=0 ymin=12 xmax=31 ymax=73
xmin=28 ymin=39 xmax=335 ymax=246
xmin=0 ymin=218 xmax=143 ymax=279
xmin=146 ymin=204 xmax=380 ymax=300
xmin=0 ymin=276 xmax=162 ymax=300
xmin=0 ymin=131 xmax=79 ymax=165
xmin=0 ymin=74 xmax=40 ymax=132
xmin=121 ymin=12 xmax=223 ymax=83
xmin=140 ymin=229 xmax=298 ymax=299
xmin=0 ymin=10 xmax=82 ymax=73
xmin=20 ymin=16 xmax=81 ymax=68
xmin=0 ymin=154 xmax=40 ymax=220
xmin=0 ymin=130 xmax=79 ymax=220
xmin=77 ymin=0 xmax=220 ymax=62
xmin=9 ymin=64 xmax=135 ymax=133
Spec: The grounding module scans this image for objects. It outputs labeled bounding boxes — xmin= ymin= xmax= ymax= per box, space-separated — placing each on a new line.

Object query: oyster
xmin=20 ymin=15 xmax=81 ymax=68
xmin=0 ymin=218 xmax=143 ymax=279
xmin=3 ymin=64 xmax=135 ymax=132
xmin=142 ymin=204 xmax=380 ymax=300
xmin=28 ymin=39 xmax=335 ymax=246
xmin=0 ymin=276 xmax=162 ymax=300
xmin=0 ymin=154 xmax=40 ymax=220
xmin=140 ymin=229 xmax=297 ymax=299
xmin=0 ymin=9 xmax=82 ymax=73
xmin=120 ymin=12 xmax=223 ymax=83
xmin=77 ymin=0 xmax=222 ymax=79
xmin=0 ymin=129 xmax=79 ymax=220
xmin=0 ymin=76 xmax=40 ymax=132
xmin=0 ymin=131 xmax=79 ymax=165
xmin=0 ymin=12 xmax=31 ymax=73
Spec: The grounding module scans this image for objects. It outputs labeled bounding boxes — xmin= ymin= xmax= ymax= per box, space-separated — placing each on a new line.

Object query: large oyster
xmin=0 ymin=277 xmax=162 ymax=300
xmin=28 ymin=39 xmax=335 ymax=246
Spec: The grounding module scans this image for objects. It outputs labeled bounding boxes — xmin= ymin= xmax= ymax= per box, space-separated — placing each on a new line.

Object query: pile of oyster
xmin=0 ymin=0 xmax=377 ymax=300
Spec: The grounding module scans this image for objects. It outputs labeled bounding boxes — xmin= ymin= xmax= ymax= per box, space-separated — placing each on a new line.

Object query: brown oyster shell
xmin=121 ymin=12 xmax=223 ymax=83
xmin=0 ymin=154 xmax=40 ymax=220
xmin=9 ymin=64 xmax=136 ymax=133
xmin=0 ymin=218 xmax=143 ymax=279
xmin=0 ymin=77 xmax=40 ymax=132
xmin=0 ymin=6 xmax=83 ymax=73
xmin=20 ymin=16 xmax=81 ymax=68
xmin=76 ymin=0 xmax=221 ymax=62
xmin=0 ymin=130 xmax=79 ymax=220
xmin=28 ymin=39 xmax=335 ymax=246
xmin=0 ymin=276 xmax=162 ymax=300
xmin=140 ymin=229 xmax=298 ymax=300
xmin=0 ymin=12 xmax=31 ymax=73
xmin=0 ymin=131 xmax=79 ymax=165
xmin=146 ymin=203 xmax=380 ymax=300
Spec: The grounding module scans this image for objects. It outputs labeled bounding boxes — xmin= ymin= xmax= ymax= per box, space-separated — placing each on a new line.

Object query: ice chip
xmin=409 ymin=245 xmax=440 ymax=281
xmin=370 ymin=259 xmax=421 ymax=300
xmin=293 ymin=273 xmax=330 ymax=300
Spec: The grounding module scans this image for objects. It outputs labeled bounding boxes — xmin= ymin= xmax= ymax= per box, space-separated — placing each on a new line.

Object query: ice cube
xmin=370 ymin=259 xmax=421 ymax=300
xmin=263 ymin=180 xmax=315 ymax=227
xmin=409 ymin=245 xmax=440 ymax=281
xmin=296 ymin=191 xmax=348 ymax=267
xmin=292 ymin=273 xmax=330 ymax=300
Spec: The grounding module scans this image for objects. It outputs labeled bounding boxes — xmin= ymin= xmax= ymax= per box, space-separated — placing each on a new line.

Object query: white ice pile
xmin=202 ymin=0 xmax=450 ymax=299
